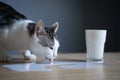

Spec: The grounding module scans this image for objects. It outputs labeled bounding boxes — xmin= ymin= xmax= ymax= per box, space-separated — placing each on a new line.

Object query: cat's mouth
xmin=45 ymin=56 xmax=54 ymax=64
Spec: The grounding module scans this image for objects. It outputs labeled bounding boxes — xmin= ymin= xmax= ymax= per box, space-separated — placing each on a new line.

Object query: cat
xmin=0 ymin=1 xmax=60 ymax=63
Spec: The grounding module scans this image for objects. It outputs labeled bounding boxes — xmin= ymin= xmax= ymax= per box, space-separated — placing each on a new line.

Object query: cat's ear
xmin=35 ymin=20 xmax=44 ymax=32
xmin=35 ymin=20 xmax=46 ymax=36
xmin=50 ymin=22 xmax=59 ymax=33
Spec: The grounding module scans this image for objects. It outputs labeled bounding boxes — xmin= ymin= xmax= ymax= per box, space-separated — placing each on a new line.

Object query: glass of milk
xmin=85 ymin=29 xmax=107 ymax=63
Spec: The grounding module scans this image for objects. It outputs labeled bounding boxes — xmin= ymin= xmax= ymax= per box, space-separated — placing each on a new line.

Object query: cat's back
xmin=0 ymin=2 xmax=33 ymax=50
xmin=0 ymin=1 xmax=27 ymax=26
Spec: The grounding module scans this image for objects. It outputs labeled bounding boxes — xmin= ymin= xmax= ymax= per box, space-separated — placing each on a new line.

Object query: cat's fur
xmin=0 ymin=1 xmax=60 ymax=61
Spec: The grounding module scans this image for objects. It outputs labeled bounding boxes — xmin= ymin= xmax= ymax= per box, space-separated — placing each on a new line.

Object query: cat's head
xmin=28 ymin=20 xmax=60 ymax=60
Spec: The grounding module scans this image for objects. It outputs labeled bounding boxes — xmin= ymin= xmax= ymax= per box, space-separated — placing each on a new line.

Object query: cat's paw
xmin=0 ymin=55 xmax=11 ymax=62
xmin=23 ymin=50 xmax=37 ymax=60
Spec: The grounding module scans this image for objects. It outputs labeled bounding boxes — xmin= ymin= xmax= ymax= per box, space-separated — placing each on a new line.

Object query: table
xmin=0 ymin=52 xmax=120 ymax=80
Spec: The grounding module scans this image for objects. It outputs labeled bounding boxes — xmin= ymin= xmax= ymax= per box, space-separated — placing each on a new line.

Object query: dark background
xmin=0 ymin=0 xmax=119 ymax=53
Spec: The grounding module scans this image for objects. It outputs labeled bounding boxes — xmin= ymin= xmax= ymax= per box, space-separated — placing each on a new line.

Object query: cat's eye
xmin=49 ymin=47 xmax=53 ymax=50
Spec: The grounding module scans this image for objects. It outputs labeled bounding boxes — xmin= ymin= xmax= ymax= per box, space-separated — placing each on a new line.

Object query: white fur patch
xmin=0 ymin=20 xmax=34 ymax=51
xmin=53 ymin=38 xmax=60 ymax=57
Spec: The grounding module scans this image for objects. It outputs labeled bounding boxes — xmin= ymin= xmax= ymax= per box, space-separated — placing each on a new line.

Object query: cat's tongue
xmin=49 ymin=58 xmax=54 ymax=64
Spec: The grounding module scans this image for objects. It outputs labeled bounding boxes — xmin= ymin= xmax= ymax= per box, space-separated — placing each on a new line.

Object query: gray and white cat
xmin=0 ymin=1 xmax=60 ymax=63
